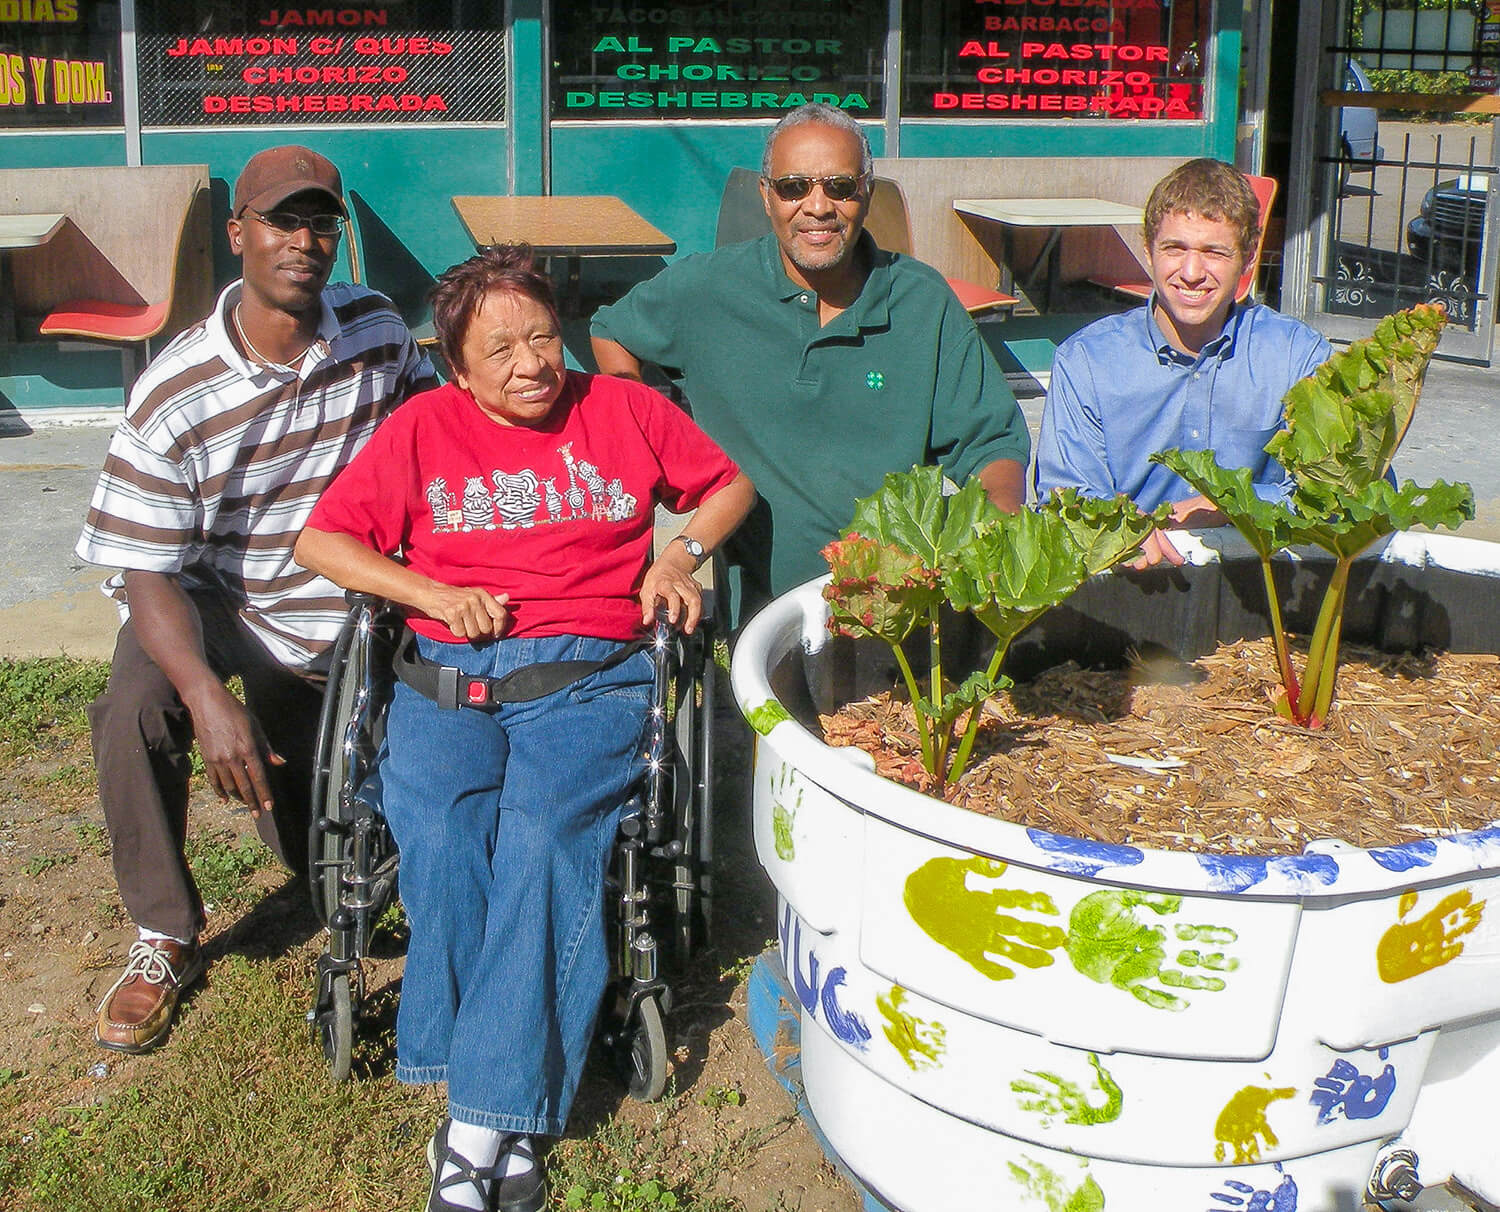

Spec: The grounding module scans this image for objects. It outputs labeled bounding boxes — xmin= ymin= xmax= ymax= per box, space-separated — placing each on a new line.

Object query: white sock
xmin=138 ymin=928 xmax=193 ymax=946
xmin=499 ymin=1135 xmax=536 ymax=1178
xmin=441 ymin=1120 xmax=503 ymax=1210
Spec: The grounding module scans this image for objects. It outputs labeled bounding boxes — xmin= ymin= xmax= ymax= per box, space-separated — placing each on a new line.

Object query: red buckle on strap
xmin=465 ymin=679 xmax=488 ymax=705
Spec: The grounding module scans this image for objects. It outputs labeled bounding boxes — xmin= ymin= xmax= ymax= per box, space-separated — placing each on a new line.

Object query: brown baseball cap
xmin=233 ymin=145 xmax=345 ymax=216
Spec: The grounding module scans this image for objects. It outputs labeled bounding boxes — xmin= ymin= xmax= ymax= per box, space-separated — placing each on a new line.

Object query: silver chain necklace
xmin=233 ymin=304 xmax=312 ymax=368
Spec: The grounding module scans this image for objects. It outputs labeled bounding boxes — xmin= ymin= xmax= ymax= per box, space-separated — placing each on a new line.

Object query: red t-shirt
xmin=307 ymin=374 xmax=741 ymax=642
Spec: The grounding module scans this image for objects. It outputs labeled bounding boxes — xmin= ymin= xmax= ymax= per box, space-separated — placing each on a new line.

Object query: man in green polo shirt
xmin=591 ymin=102 xmax=1029 ymax=618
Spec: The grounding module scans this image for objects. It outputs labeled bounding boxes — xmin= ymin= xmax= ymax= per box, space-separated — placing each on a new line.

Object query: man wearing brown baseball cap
xmin=77 ymin=145 xmax=437 ymax=1054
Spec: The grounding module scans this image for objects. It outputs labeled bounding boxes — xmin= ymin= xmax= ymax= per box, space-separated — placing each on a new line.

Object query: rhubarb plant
xmin=822 ymin=466 xmax=1168 ymax=788
xmin=1153 ymin=303 xmax=1474 ymax=728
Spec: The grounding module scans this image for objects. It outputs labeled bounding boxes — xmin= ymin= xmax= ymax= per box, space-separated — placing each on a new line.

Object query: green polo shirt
xmin=592 ymin=233 xmax=1030 ymax=603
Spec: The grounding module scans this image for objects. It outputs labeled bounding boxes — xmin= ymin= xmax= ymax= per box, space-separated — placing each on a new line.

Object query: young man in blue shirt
xmin=1034 ymin=158 xmax=1331 ymax=568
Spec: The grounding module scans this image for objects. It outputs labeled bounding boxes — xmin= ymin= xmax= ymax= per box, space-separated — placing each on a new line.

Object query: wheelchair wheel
xmin=309 ymin=606 xmax=365 ymax=926
xmin=620 ymin=992 xmax=668 ymax=1103
xmin=319 ymin=971 xmax=354 ymax=1083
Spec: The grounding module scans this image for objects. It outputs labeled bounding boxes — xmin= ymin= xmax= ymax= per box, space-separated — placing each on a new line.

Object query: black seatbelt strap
xmin=393 ymin=627 xmax=649 ymax=710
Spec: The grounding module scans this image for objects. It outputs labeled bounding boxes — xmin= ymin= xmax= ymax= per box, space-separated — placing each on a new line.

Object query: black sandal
xmin=493 ymin=1135 xmax=547 ymax=1212
xmin=424 ymin=1118 xmax=504 ymax=1212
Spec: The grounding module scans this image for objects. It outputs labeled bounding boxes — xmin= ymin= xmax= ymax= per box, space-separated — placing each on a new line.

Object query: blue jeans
xmin=382 ymin=632 xmax=651 ymax=1135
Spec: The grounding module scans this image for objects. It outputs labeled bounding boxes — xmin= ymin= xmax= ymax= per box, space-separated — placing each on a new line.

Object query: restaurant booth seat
xmin=1 ymin=164 xmax=212 ymax=392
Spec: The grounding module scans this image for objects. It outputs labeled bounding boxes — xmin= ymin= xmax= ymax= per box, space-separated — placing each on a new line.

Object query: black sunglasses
xmin=246 ymin=207 xmax=343 ymax=237
xmin=763 ymin=174 xmax=868 ymax=203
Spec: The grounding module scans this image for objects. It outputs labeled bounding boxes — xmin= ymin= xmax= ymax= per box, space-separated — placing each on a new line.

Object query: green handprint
xmin=1011 ymin=1051 xmax=1124 ymax=1127
xmin=1008 ymin=1157 xmax=1106 ymax=1212
xmin=1065 ymin=889 xmax=1239 ymax=1011
xmin=905 ymin=856 xmax=1067 ymax=981
xmin=770 ymin=763 xmax=800 ymax=861
xmin=876 ymin=984 xmax=947 ymax=1072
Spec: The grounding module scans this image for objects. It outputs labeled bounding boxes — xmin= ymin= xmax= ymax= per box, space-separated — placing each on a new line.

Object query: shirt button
xmin=1191 ymin=429 xmax=1200 ymax=438
xmin=800 ymin=294 xmax=809 ymax=303
xmin=1192 ymin=372 xmax=1201 ymax=380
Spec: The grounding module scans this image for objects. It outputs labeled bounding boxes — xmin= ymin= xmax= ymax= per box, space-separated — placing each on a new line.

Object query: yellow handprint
xmin=1377 ymin=888 xmax=1486 ymax=983
xmin=904 ymin=856 xmax=1066 ymax=981
xmin=1214 ymin=1083 xmax=1296 ymax=1164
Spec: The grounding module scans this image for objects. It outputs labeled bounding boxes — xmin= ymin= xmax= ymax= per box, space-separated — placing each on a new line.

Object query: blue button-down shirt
xmin=1033 ymin=300 xmax=1332 ymax=510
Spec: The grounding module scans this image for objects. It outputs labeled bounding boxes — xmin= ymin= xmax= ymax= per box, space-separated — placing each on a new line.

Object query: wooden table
xmin=953 ymin=197 xmax=1143 ymax=313
xmin=450 ymin=195 xmax=675 ymax=312
xmin=0 ymin=212 xmax=66 ymax=340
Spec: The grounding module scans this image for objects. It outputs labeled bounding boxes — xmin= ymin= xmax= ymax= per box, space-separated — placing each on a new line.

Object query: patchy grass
xmin=184 ymin=832 xmax=276 ymax=911
xmin=0 ymin=659 xmax=108 ymax=758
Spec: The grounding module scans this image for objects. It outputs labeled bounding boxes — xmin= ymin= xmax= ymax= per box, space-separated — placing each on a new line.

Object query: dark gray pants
xmin=88 ymin=588 xmax=323 ymax=941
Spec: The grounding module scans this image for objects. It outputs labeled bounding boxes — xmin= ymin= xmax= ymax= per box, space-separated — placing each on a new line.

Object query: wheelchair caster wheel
xmin=620 ymin=993 xmax=668 ymax=1102
xmin=319 ymin=971 xmax=354 ymax=1082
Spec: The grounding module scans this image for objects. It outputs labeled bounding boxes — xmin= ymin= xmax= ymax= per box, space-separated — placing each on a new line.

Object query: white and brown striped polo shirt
xmin=76 ymin=279 xmax=437 ymax=671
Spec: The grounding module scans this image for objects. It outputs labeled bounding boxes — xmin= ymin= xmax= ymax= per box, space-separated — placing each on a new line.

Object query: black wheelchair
xmin=305 ymin=594 xmax=717 ymax=1101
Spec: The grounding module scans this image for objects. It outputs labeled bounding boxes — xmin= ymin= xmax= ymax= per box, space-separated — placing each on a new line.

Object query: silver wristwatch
xmin=673 ymin=534 xmax=707 ymax=569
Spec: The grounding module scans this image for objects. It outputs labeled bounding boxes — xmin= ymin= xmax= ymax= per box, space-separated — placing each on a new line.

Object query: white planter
xmin=732 ymin=531 xmax=1500 ymax=1212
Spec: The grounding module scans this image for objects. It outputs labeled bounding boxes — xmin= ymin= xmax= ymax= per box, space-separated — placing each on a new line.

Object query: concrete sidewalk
xmin=4 ymin=352 xmax=1500 ymax=663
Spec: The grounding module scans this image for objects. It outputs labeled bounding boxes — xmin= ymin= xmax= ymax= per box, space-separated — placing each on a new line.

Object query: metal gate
xmin=1284 ymin=0 xmax=1500 ymax=363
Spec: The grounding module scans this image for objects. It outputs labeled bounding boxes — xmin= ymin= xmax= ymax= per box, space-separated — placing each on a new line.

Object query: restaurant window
xmin=134 ymin=0 xmax=505 ymax=126
xmin=901 ymin=0 xmax=1211 ymax=121
xmin=552 ymin=0 xmax=886 ymax=120
xmin=0 ymin=0 xmax=123 ymax=128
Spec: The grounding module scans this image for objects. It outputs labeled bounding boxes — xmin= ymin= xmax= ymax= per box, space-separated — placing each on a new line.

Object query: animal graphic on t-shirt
xmin=491 ymin=468 xmax=541 ymax=530
xmin=576 ymin=459 xmax=609 ymax=517
xmin=426 ymin=476 xmax=460 ymax=534
xmin=461 ymin=476 xmax=497 ymax=531
xmin=557 ymin=443 xmax=586 ymax=518
xmin=605 ymin=477 xmax=637 ymax=522
xmin=541 ymin=477 xmax=563 ymax=522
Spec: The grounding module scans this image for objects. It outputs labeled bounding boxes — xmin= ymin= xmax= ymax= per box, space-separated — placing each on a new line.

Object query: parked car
xmin=1407 ymin=173 xmax=1490 ymax=271
xmin=1341 ymin=59 xmax=1384 ymax=172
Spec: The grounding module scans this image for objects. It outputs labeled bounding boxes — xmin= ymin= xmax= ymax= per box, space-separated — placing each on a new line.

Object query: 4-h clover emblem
xmin=866 ymin=370 xmax=886 ymax=390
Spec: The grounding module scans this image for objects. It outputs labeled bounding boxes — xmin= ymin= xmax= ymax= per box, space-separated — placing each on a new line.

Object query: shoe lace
xmin=121 ymin=940 xmax=184 ymax=985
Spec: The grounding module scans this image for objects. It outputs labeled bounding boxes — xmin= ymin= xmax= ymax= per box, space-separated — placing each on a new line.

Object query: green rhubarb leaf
xmin=846 ymin=464 xmax=1000 ymax=573
xmin=1268 ymin=302 xmax=1446 ymax=505
xmin=1152 ymin=448 xmax=1295 ymax=560
xmin=1040 ymin=488 xmax=1173 ymax=576
xmin=822 ymin=533 xmax=941 ymax=645
xmin=924 ymin=669 xmax=1011 ymax=725
xmin=1290 ymin=477 xmax=1476 ymax=560
xmin=946 ymin=509 xmax=1090 ymax=648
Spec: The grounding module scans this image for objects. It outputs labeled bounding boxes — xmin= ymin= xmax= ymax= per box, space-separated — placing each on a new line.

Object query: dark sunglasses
xmin=763 ymin=174 xmax=868 ymax=202
xmin=246 ymin=207 xmax=343 ymax=237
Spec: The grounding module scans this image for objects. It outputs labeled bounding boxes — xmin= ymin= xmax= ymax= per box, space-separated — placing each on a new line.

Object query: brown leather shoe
xmin=94 ymin=938 xmax=205 ymax=1053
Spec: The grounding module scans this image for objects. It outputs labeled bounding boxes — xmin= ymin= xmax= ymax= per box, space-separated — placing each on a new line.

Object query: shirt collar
xmin=761 ymin=231 xmax=890 ymax=327
xmin=1144 ymin=293 xmax=1243 ymax=366
xmin=211 ymin=279 xmax=343 ymax=381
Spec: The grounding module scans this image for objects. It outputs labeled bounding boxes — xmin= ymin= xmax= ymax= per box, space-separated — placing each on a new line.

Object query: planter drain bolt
xmin=1368 ymin=1146 xmax=1422 ymax=1203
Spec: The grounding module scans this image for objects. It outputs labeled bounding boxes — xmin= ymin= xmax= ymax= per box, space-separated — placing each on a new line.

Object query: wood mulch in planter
xmin=819 ymin=641 xmax=1500 ymax=855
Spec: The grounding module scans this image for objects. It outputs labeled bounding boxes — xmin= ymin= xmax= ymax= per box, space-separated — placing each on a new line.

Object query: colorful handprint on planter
xmin=1065 ymin=889 xmax=1240 ymax=1011
xmin=1214 ymin=1084 xmax=1296 ymax=1164
xmin=904 ymin=856 xmax=1067 ymax=981
xmin=1009 ymin=1157 xmax=1105 ymax=1212
xmin=770 ymin=763 xmax=800 ymax=861
xmin=876 ymin=984 xmax=947 ymax=1072
xmin=1376 ymin=888 xmax=1486 ymax=983
xmin=1011 ymin=1051 xmax=1124 ymax=1127
xmin=1309 ymin=1052 xmax=1396 ymax=1124
xmin=1206 ymin=1164 xmax=1299 ymax=1211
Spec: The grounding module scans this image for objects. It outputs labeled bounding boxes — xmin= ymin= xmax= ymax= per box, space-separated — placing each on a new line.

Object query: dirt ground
xmin=0 ymin=705 xmax=862 ymax=1212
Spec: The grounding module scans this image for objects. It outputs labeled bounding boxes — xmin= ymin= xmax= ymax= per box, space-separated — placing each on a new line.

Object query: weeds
xmin=0 ymin=658 xmax=108 ymax=757
xmin=71 ymin=819 xmax=109 ymax=857
xmin=183 ymin=832 xmax=274 ymax=910
xmin=21 ymin=852 xmax=77 ymax=878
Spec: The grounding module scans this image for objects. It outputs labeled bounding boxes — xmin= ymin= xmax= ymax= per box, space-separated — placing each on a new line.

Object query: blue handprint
xmin=1207 ymin=1164 xmax=1298 ymax=1211
xmin=1309 ymin=1051 xmax=1397 ymax=1124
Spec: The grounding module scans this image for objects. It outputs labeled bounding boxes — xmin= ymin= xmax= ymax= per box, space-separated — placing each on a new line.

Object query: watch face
xmin=681 ymin=536 xmax=704 ymax=557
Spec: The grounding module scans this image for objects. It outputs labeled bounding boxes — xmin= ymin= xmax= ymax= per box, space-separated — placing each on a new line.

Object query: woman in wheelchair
xmin=295 ymin=244 xmax=753 ymax=1212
